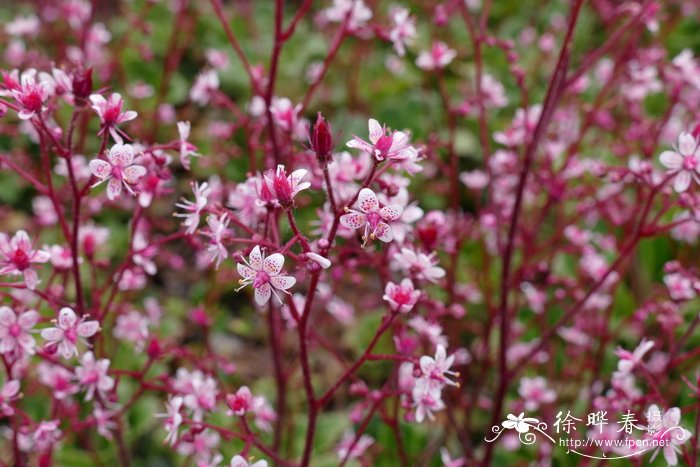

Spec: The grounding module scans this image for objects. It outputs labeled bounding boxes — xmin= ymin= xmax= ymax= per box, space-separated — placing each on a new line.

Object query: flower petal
xmin=340 ymin=212 xmax=367 ymax=230
xmin=248 ymin=245 xmax=263 ymax=270
xmin=368 ymin=119 xmax=383 ymax=144
xmin=678 ymin=132 xmax=697 ymax=157
xmin=237 ymin=263 xmax=255 ymax=280
xmin=89 ymin=159 xmax=112 ymax=179
xmin=270 ymin=275 xmax=296 ymax=290
xmin=58 ymin=307 xmax=77 ymax=328
xmin=123 ymin=165 xmax=146 ymax=184
xmin=77 ymin=320 xmax=100 ymax=337
xmin=380 ymin=204 xmax=403 ymax=222
xmin=374 ymin=222 xmax=394 ymax=242
xmin=0 ymin=307 xmax=16 ymax=327
xmin=108 ymin=143 xmax=134 ymax=167
xmin=346 ymin=137 xmax=375 ymax=154
xmin=673 ymin=171 xmax=691 ymax=192
xmin=357 ymin=188 xmax=379 ymax=213
xmin=40 ymin=327 xmax=64 ymax=342
xmin=662 ymin=407 xmax=681 ymax=428
xmin=18 ymin=310 xmax=38 ymax=328
xmin=263 ymin=253 xmax=284 ymax=275
xmin=254 ymin=282 xmax=272 ymax=306
xmin=107 ymin=177 xmax=123 ymax=200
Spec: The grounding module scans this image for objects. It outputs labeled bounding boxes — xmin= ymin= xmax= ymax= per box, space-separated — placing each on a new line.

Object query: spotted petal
xmin=389 ymin=131 xmax=410 ymax=152
xmin=89 ymin=159 xmax=112 ymax=179
xmin=108 ymin=143 xmax=134 ymax=167
xmin=271 ymin=275 xmax=296 ymax=291
xmin=248 ymin=245 xmax=263 ymax=270
xmin=123 ymin=165 xmax=146 ymax=184
xmin=18 ymin=310 xmax=38 ymax=329
xmin=374 ymin=222 xmax=394 ymax=242
xmin=106 ymin=178 xmax=123 ymax=200
xmin=263 ymin=253 xmax=284 ymax=275
xmin=237 ymin=263 xmax=255 ymax=280
xmin=380 ymin=204 xmax=403 ymax=222
xmin=254 ymin=282 xmax=272 ymax=306
xmin=340 ymin=212 xmax=367 ymax=230
xmin=23 ymin=269 xmax=38 ymax=290
xmin=357 ymin=188 xmax=379 ymax=213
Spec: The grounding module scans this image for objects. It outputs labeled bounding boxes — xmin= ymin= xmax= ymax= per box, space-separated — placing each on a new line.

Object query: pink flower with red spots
xmin=0 ymin=230 xmax=50 ymax=290
xmin=340 ymin=188 xmax=403 ymax=246
xmin=236 ymin=246 xmax=296 ymax=306
xmin=89 ymin=143 xmax=147 ymax=200
xmin=7 ymin=69 xmax=50 ymax=120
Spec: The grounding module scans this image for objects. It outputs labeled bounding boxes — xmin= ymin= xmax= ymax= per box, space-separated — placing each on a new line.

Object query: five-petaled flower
xmin=40 ymin=307 xmax=100 ymax=359
xmin=420 ymin=344 xmax=460 ymax=387
xmin=340 ymin=188 xmax=403 ymax=246
xmin=225 ymin=386 xmax=253 ymax=416
xmin=89 ymin=143 xmax=147 ymax=200
xmin=174 ymin=181 xmax=211 ymax=235
xmin=0 ymin=306 xmax=39 ymax=355
xmin=75 ymin=351 xmax=115 ymax=401
xmin=0 ymin=230 xmax=50 ymax=290
xmin=236 ymin=245 xmax=296 ymax=306
xmin=89 ymin=92 xmax=137 ymax=142
xmin=416 ymin=41 xmax=457 ymax=71
xmin=347 ymin=119 xmax=418 ymax=162
xmin=659 ymin=131 xmax=700 ymax=192
xmin=383 ymin=278 xmax=420 ymax=313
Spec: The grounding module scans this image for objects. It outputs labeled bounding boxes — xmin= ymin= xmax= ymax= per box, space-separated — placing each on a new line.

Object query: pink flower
xmin=416 ymin=41 xmax=457 ymax=70
xmin=269 ymin=97 xmax=301 ymax=132
xmin=659 ymin=131 xmax=700 ymax=192
xmin=113 ymin=311 xmax=149 ymax=349
xmin=175 ymin=182 xmax=211 ymax=235
xmin=664 ymin=272 xmax=697 ymax=300
xmin=37 ymin=363 xmax=79 ymax=400
xmin=31 ymin=420 xmax=62 ymax=452
xmin=336 ymin=429 xmax=374 ymax=461
xmin=190 ymin=69 xmax=219 ymax=105
xmin=75 ymin=351 xmax=114 ymax=401
xmin=383 ymin=278 xmax=420 ymax=313
xmin=264 ymin=164 xmax=311 ymax=206
xmin=614 ymin=339 xmax=654 ymax=377
xmin=202 ymin=213 xmax=231 ymax=269
xmin=340 ymin=188 xmax=403 ymax=245
xmin=9 ymin=69 xmax=50 ymax=120
xmin=420 ymin=345 xmax=460 ymax=387
xmin=89 ymin=92 xmax=137 ymax=142
xmin=347 ymin=118 xmax=418 ymax=162
xmin=440 ymin=448 xmax=466 ymax=467
xmin=40 ymin=307 xmax=100 ymax=359
xmin=177 ymin=121 xmax=199 ymax=169
xmin=90 ymin=143 xmax=146 ymax=200
xmin=236 ymin=246 xmax=296 ymax=306
xmin=226 ymin=386 xmax=253 ymax=416
xmin=230 ymin=455 xmax=268 ymax=467
xmin=645 ymin=404 xmax=691 ymax=466
xmin=0 ymin=230 xmax=50 ymax=290
xmin=389 ymin=7 xmax=416 ymax=56
xmin=391 ymin=248 xmax=445 ymax=283
xmin=0 ymin=380 xmax=21 ymax=416
xmin=518 ymin=376 xmax=556 ymax=411
xmin=174 ymin=369 xmax=218 ymax=420
xmin=155 ymin=396 xmax=184 ymax=445
xmin=93 ymin=407 xmax=117 ymax=440
xmin=324 ymin=0 xmax=372 ymax=30
xmin=0 ymin=307 xmax=39 ymax=355
xmin=412 ymin=377 xmax=445 ymax=422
